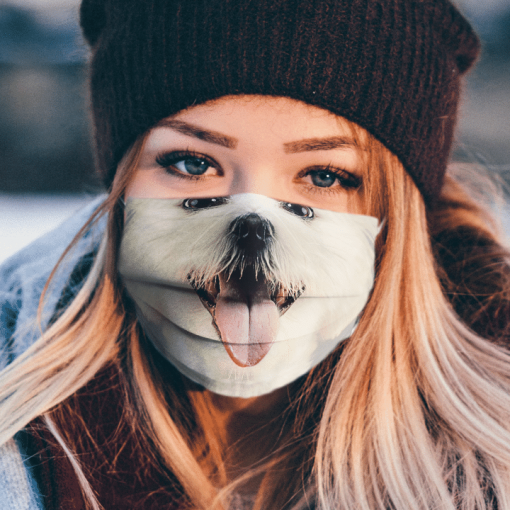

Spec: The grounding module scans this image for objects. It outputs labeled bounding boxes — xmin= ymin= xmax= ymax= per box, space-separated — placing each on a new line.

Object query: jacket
xmin=0 ymin=196 xmax=106 ymax=510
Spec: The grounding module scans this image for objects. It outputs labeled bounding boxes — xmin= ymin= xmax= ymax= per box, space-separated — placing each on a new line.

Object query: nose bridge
xmin=228 ymin=160 xmax=277 ymax=197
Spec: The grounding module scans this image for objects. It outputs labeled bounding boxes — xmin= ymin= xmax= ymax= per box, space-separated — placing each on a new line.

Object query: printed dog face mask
xmin=118 ymin=194 xmax=379 ymax=398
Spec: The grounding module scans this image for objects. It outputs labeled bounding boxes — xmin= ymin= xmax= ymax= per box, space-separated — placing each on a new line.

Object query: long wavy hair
xmin=1 ymin=115 xmax=510 ymax=510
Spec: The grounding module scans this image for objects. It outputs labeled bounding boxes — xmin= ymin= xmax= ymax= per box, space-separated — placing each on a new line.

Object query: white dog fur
xmin=118 ymin=193 xmax=379 ymax=397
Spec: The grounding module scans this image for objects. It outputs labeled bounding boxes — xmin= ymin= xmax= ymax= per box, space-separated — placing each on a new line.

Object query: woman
xmin=2 ymin=0 xmax=510 ymax=508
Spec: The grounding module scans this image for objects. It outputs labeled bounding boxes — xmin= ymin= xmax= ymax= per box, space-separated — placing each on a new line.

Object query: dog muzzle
xmin=118 ymin=194 xmax=379 ymax=398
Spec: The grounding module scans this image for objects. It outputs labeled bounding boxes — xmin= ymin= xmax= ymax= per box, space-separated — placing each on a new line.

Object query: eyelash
xmin=155 ymin=151 xmax=220 ymax=180
xmin=296 ymin=165 xmax=362 ymax=193
xmin=155 ymin=150 xmax=362 ymax=191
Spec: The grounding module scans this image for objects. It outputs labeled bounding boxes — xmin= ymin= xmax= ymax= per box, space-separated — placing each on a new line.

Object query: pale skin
xmin=125 ymin=94 xmax=364 ymax=487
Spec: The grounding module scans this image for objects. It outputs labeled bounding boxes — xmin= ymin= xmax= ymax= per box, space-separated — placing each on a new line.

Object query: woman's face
xmin=126 ymin=95 xmax=364 ymax=213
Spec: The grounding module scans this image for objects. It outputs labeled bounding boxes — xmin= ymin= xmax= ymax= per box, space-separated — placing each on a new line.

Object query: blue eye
xmin=174 ymin=157 xmax=212 ymax=175
xmin=156 ymin=151 xmax=218 ymax=178
xmin=305 ymin=168 xmax=361 ymax=189
xmin=310 ymin=170 xmax=336 ymax=187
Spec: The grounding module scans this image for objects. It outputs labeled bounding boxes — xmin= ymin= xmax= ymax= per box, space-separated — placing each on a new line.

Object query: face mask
xmin=118 ymin=194 xmax=379 ymax=398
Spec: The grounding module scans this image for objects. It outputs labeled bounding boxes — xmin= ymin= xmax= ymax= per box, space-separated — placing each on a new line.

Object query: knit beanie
xmin=80 ymin=0 xmax=480 ymax=204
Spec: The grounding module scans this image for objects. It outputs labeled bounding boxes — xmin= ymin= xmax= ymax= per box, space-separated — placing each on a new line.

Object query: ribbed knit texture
xmin=80 ymin=0 xmax=480 ymax=203
xmin=0 ymin=439 xmax=41 ymax=510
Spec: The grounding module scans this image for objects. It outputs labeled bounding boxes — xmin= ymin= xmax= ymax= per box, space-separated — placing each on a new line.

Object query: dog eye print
xmin=118 ymin=193 xmax=380 ymax=397
xmin=181 ymin=196 xmax=315 ymax=220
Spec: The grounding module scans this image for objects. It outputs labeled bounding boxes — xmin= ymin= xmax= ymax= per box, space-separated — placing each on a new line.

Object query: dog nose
xmin=231 ymin=213 xmax=274 ymax=253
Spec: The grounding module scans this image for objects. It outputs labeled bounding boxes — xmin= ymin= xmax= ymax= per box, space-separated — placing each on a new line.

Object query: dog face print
xmin=119 ymin=194 xmax=378 ymax=396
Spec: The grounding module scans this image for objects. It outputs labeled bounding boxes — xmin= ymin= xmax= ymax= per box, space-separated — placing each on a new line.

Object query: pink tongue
xmin=215 ymin=275 xmax=279 ymax=367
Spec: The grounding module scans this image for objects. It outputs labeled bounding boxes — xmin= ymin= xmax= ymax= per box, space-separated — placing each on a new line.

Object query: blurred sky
xmin=3 ymin=0 xmax=76 ymax=8
xmin=454 ymin=0 xmax=510 ymax=16
xmin=0 ymin=194 xmax=97 ymax=263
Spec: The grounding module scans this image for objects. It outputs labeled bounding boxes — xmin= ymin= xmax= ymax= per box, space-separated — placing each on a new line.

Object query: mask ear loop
xmin=118 ymin=197 xmax=126 ymax=208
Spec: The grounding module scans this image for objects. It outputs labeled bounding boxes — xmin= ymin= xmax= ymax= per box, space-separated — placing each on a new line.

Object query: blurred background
xmin=0 ymin=0 xmax=509 ymax=262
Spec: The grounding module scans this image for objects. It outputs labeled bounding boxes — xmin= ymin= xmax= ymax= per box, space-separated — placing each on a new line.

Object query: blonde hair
xmin=2 ymin=120 xmax=510 ymax=510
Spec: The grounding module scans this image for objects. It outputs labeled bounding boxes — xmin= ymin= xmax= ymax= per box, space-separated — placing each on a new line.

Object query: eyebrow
xmin=155 ymin=119 xmax=358 ymax=153
xmin=283 ymin=136 xmax=357 ymax=153
xmin=155 ymin=119 xmax=238 ymax=149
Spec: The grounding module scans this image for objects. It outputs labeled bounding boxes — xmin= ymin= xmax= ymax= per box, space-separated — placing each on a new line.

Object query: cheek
xmin=125 ymin=168 xmax=194 ymax=199
xmin=125 ymin=165 xmax=231 ymax=199
xmin=124 ymin=170 xmax=154 ymax=198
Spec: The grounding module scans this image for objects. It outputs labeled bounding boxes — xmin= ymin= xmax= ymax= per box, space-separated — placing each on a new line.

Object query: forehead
xmin=151 ymin=95 xmax=358 ymax=143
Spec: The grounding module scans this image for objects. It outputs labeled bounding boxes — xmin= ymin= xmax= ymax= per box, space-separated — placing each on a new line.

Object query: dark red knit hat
xmin=80 ymin=0 xmax=480 ymax=204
